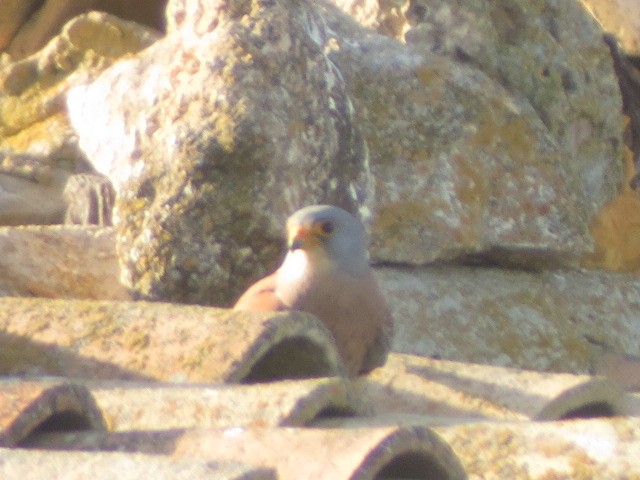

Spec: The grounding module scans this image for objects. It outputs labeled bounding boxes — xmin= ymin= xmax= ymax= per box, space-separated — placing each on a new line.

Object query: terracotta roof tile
xmin=18 ymin=425 xmax=466 ymax=478
xmin=355 ymin=353 xmax=623 ymax=422
xmin=173 ymin=425 xmax=467 ymax=479
xmin=0 ymin=379 xmax=105 ymax=447
xmin=0 ymin=448 xmax=275 ymax=479
xmin=0 ymin=297 xmax=344 ymax=382
xmin=86 ymin=377 xmax=358 ymax=430
xmin=0 ymin=232 xmax=638 ymax=478
xmin=0 ymin=226 xmax=127 ymax=300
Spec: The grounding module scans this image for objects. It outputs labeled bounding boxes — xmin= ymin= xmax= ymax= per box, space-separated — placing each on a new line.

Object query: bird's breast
xmin=275 ymin=249 xmax=339 ymax=308
xmin=275 ymin=250 xmax=313 ymax=306
xmin=277 ymin=250 xmax=310 ymax=284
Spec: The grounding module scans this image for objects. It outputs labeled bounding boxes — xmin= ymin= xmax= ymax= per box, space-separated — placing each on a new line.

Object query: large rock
xmin=68 ymin=0 xmax=371 ymax=305
xmin=327 ymin=0 xmax=635 ymax=272
xmin=0 ymin=0 xmax=166 ymax=60
xmin=308 ymin=3 xmax=615 ymax=267
xmin=324 ymin=21 xmax=592 ymax=266
xmin=63 ymin=0 xmax=626 ymax=304
xmin=331 ymin=0 xmax=623 ymax=216
xmin=404 ymin=0 xmax=623 ymax=212
xmin=0 ymin=12 xmax=159 ymax=226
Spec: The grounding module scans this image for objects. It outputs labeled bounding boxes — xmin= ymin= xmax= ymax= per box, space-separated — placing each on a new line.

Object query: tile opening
xmin=17 ymin=410 xmax=96 ymax=448
xmin=241 ymin=336 xmax=338 ymax=383
xmin=373 ymin=450 xmax=453 ymax=480
xmin=559 ymin=401 xmax=616 ymax=420
xmin=307 ymin=405 xmax=359 ymax=424
xmin=372 ymin=450 xmax=453 ymax=480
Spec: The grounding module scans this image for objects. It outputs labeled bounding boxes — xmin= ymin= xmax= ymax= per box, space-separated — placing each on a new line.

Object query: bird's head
xmin=285 ymin=205 xmax=368 ymax=276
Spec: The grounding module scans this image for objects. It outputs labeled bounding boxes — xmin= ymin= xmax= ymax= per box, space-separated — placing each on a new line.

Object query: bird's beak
xmin=287 ymin=224 xmax=322 ymax=251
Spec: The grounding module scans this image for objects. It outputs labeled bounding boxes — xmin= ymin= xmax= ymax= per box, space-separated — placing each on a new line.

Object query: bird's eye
xmin=319 ymin=220 xmax=334 ymax=235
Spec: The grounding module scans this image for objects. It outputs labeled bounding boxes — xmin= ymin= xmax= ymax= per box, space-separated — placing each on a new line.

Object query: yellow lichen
xmin=470 ymin=110 xmax=535 ymax=161
xmin=451 ymin=153 xmax=489 ymax=207
xmin=371 ymin=200 xmax=433 ymax=246
xmin=583 ymin=146 xmax=640 ymax=272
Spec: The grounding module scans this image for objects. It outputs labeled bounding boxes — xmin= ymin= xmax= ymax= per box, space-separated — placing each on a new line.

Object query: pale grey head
xmin=286 ymin=205 xmax=369 ymax=276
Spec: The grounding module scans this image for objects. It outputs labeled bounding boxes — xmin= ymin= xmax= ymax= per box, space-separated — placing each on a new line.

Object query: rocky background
xmin=1 ymin=0 xmax=640 ymax=381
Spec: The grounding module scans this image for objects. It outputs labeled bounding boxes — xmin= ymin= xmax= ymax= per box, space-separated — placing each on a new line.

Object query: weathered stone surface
xmin=0 ymin=11 xmax=159 ymax=137
xmin=331 ymin=0 xmax=622 ymax=256
xmin=581 ymin=0 xmax=640 ymax=56
xmin=328 ymin=0 xmax=410 ymax=37
xmin=323 ymin=19 xmax=593 ymax=266
xmin=625 ymin=393 xmax=640 ymax=414
xmin=60 ymin=0 xmax=623 ymax=287
xmin=585 ymin=148 xmax=640 ymax=272
xmin=605 ymin=38 xmax=640 ymax=194
xmin=0 ymin=12 xmax=159 ymax=226
xmin=405 ymin=0 xmax=624 ymax=209
xmin=0 ymin=225 xmax=127 ymax=300
xmin=593 ymin=349 xmax=640 ymax=392
xmin=68 ymin=0 xmax=371 ymax=305
xmin=377 ymin=266 xmax=640 ymax=375
xmin=63 ymin=174 xmax=115 ymax=226
xmin=436 ymin=418 xmax=640 ymax=479
xmin=0 ymin=149 xmax=70 ymax=225
xmin=0 ymin=1 xmax=166 ymax=60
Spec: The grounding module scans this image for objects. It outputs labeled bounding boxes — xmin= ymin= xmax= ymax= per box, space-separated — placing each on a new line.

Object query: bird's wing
xmin=289 ymin=267 xmax=392 ymax=375
xmin=356 ymin=270 xmax=394 ymax=374
xmin=233 ymin=272 xmax=287 ymax=311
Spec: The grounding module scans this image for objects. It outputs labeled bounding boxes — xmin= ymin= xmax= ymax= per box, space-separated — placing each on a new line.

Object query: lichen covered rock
xmin=321 ymin=4 xmax=608 ymax=266
xmin=68 ymin=0 xmax=371 ymax=304
xmin=0 ymin=12 xmax=159 ymax=226
xmin=332 ymin=0 xmax=624 ymax=215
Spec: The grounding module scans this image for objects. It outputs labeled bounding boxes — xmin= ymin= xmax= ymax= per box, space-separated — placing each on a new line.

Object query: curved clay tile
xmin=0 ymin=379 xmax=105 ymax=447
xmin=0 ymin=448 xmax=275 ymax=479
xmin=84 ymin=377 xmax=359 ymax=431
xmin=355 ymin=353 xmax=624 ymax=422
xmin=0 ymin=226 xmax=126 ymax=300
xmin=0 ymin=297 xmax=345 ymax=382
xmin=172 ymin=425 xmax=467 ymax=480
xmin=30 ymin=426 xmax=466 ymax=478
xmin=21 ymin=424 xmax=466 ymax=479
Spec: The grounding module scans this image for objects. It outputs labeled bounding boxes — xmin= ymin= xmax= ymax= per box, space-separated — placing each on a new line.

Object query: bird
xmin=234 ymin=205 xmax=393 ymax=376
